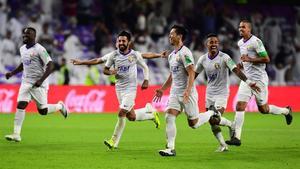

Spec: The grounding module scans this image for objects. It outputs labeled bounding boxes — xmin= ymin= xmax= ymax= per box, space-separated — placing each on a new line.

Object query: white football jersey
xmin=238 ymin=35 xmax=268 ymax=83
xmin=195 ymin=51 xmax=236 ymax=96
xmin=105 ymin=49 xmax=147 ymax=92
xmin=20 ymin=43 xmax=52 ymax=88
xmin=168 ymin=46 xmax=196 ymax=96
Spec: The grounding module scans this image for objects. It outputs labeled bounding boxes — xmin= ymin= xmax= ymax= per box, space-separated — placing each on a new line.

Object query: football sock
xmin=269 ymin=105 xmax=289 ymax=115
xmin=192 ymin=110 xmax=214 ymax=128
xmin=211 ymin=125 xmax=226 ymax=146
xmin=13 ymin=109 xmax=25 ymax=135
xmin=234 ymin=111 xmax=245 ymax=139
xmin=166 ymin=114 xmax=176 ymax=150
xmin=219 ymin=117 xmax=232 ymax=127
xmin=47 ymin=104 xmax=63 ymax=114
xmin=112 ymin=117 xmax=126 ymax=147
xmin=135 ymin=106 xmax=154 ymax=121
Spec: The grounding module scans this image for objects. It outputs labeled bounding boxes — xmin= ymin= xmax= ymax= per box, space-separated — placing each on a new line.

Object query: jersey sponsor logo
xmin=118 ymin=65 xmax=130 ymax=73
xmin=208 ymin=72 xmax=218 ymax=83
xmin=23 ymin=59 xmax=31 ymax=66
xmin=171 ymin=65 xmax=179 ymax=73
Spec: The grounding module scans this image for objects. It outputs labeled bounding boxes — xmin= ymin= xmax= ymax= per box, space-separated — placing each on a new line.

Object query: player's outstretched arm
xmin=33 ymin=61 xmax=54 ymax=87
xmin=153 ymin=74 xmax=172 ymax=103
xmin=232 ymin=67 xmax=261 ymax=93
xmin=5 ymin=63 xmax=24 ymax=80
xmin=183 ymin=65 xmax=195 ymax=103
xmin=142 ymin=50 xmax=168 ymax=59
xmin=70 ymin=58 xmax=103 ymax=65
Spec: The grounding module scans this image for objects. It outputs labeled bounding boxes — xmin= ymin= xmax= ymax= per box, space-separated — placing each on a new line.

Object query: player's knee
xmin=209 ymin=115 xmax=220 ymax=125
xmin=17 ymin=101 xmax=28 ymax=109
xmin=38 ymin=108 xmax=48 ymax=115
xmin=258 ymin=106 xmax=269 ymax=114
xmin=188 ymin=119 xmax=197 ymax=129
xmin=126 ymin=113 xmax=135 ymax=121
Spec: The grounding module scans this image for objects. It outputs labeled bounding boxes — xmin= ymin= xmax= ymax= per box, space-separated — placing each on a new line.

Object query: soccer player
xmin=4 ymin=27 xmax=68 ymax=142
xmin=195 ymin=33 xmax=260 ymax=152
xmin=153 ymin=25 xmax=219 ymax=157
xmin=93 ymin=30 xmax=161 ymax=150
xmin=225 ymin=20 xmax=293 ymax=146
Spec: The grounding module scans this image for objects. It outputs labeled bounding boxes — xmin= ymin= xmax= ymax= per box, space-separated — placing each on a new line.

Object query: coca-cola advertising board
xmin=0 ymin=85 xmax=299 ymax=113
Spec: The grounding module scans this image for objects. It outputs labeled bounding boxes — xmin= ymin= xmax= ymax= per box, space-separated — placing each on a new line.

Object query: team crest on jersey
xmin=214 ymin=63 xmax=220 ymax=69
xmin=128 ymin=55 xmax=134 ymax=62
xmin=175 ymin=55 xmax=180 ymax=61
xmin=30 ymin=52 xmax=36 ymax=57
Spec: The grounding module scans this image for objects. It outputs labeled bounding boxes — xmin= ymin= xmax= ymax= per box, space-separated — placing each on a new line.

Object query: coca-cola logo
xmin=0 ymin=89 xmax=16 ymax=113
xmin=65 ymin=89 xmax=106 ymax=113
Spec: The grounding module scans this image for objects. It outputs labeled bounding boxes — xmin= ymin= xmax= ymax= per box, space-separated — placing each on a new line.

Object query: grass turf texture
xmin=0 ymin=113 xmax=299 ymax=169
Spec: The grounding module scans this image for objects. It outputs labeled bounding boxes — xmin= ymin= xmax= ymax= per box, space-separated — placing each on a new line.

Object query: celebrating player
xmin=226 ymin=20 xmax=293 ymax=146
xmin=97 ymin=30 xmax=161 ymax=150
xmin=153 ymin=25 xmax=219 ymax=156
xmin=4 ymin=27 xmax=68 ymax=142
xmin=195 ymin=33 xmax=260 ymax=152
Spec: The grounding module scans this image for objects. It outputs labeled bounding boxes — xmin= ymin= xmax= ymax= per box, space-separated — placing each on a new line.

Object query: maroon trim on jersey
xmin=208 ymin=51 xmax=219 ymax=60
xmin=243 ymin=35 xmax=253 ymax=43
xmin=119 ymin=49 xmax=132 ymax=56
xmin=174 ymin=45 xmax=184 ymax=54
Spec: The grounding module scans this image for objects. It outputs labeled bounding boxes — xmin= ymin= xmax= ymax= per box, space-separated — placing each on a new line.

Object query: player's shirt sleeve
xmin=224 ymin=54 xmax=237 ymax=71
xmin=254 ymin=39 xmax=268 ymax=57
xmin=104 ymin=52 xmax=114 ymax=68
xmin=101 ymin=51 xmax=114 ymax=63
xmin=180 ymin=48 xmax=194 ymax=68
xmin=136 ymin=51 xmax=149 ymax=80
xmin=195 ymin=55 xmax=204 ymax=73
xmin=38 ymin=46 xmax=52 ymax=65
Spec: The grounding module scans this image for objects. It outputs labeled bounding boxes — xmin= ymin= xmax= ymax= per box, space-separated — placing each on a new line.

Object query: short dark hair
xmin=240 ymin=19 xmax=252 ymax=29
xmin=171 ymin=25 xmax=188 ymax=41
xmin=118 ymin=30 xmax=132 ymax=41
xmin=206 ymin=33 xmax=218 ymax=39
xmin=22 ymin=27 xmax=36 ymax=34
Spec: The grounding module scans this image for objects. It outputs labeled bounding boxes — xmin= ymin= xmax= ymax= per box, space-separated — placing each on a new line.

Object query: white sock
xmin=47 ymin=103 xmax=62 ymax=114
xmin=192 ymin=110 xmax=214 ymax=128
xmin=13 ymin=109 xmax=26 ymax=135
xmin=269 ymin=105 xmax=289 ymax=115
xmin=135 ymin=106 xmax=154 ymax=121
xmin=219 ymin=117 xmax=232 ymax=127
xmin=166 ymin=114 xmax=176 ymax=150
xmin=112 ymin=117 xmax=126 ymax=147
xmin=234 ymin=111 xmax=245 ymax=139
xmin=211 ymin=125 xmax=226 ymax=145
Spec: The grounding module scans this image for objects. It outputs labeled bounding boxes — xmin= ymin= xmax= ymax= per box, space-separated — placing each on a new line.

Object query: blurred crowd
xmin=0 ymin=0 xmax=300 ymax=86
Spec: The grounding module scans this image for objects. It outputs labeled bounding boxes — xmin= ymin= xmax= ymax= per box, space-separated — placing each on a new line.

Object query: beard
xmin=119 ymin=44 xmax=128 ymax=52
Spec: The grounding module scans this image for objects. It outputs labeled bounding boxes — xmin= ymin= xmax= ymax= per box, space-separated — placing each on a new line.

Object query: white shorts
xmin=166 ymin=93 xmax=199 ymax=120
xmin=17 ymin=82 xmax=48 ymax=107
xmin=206 ymin=94 xmax=228 ymax=109
xmin=116 ymin=90 xmax=136 ymax=111
xmin=237 ymin=81 xmax=268 ymax=106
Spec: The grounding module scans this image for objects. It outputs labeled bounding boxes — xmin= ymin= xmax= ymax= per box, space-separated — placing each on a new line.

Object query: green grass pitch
xmin=0 ymin=112 xmax=299 ymax=169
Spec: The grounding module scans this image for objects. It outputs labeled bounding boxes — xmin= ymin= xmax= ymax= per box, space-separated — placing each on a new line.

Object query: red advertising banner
xmin=0 ymin=85 xmax=299 ymax=113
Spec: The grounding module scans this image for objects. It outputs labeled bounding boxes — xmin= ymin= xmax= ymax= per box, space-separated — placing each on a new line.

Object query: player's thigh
xmin=166 ymin=94 xmax=182 ymax=112
xmin=205 ymin=96 xmax=215 ymax=109
xmin=183 ymin=93 xmax=199 ymax=120
xmin=30 ymin=86 xmax=48 ymax=109
xmin=17 ymin=82 xmax=32 ymax=102
xmin=254 ymin=81 xmax=268 ymax=106
xmin=237 ymin=81 xmax=252 ymax=102
xmin=214 ymin=95 xmax=228 ymax=110
xmin=119 ymin=91 xmax=136 ymax=112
